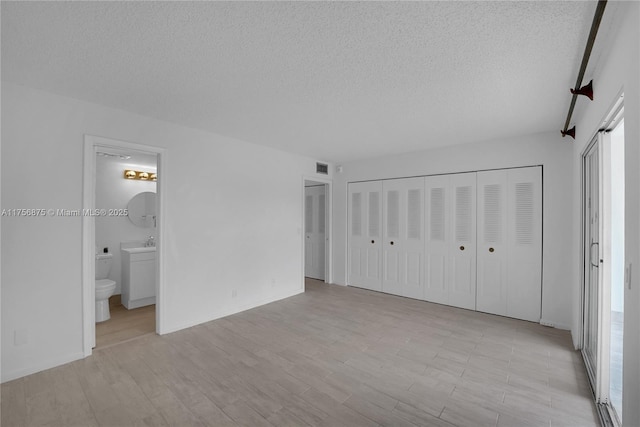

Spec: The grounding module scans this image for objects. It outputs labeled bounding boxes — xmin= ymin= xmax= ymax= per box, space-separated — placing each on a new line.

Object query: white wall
xmin=0 ymin=82 xmax=331 ymax=382
xmin=332 ymin=132 xmax=574 ymax=329
xmin=95 ymin=157 xmax=157 ymax=294
xmin=571 ymin=2 xmax=639 ymax=424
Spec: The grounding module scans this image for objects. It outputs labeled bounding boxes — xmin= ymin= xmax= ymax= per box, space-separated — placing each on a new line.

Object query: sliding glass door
xmin=582 ymin=103 xmax=624 ymax=426
xmin=583 ymin=138 xmax=601 ymax=387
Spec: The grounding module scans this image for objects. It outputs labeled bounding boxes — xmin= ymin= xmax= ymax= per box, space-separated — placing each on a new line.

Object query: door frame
xmin=302 ymin=176 xmax=332 ymax=285
xmin=82 ymin=134 xmax=167 ymax=356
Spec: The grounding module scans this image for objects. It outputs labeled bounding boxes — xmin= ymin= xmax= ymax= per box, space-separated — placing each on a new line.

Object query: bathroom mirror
xmin=127 ymin=191 xmax=156 ymax=228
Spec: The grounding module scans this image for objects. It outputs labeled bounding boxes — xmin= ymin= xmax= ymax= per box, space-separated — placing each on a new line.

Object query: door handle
xmin=590 ymin=241 xmax=600 ymax=268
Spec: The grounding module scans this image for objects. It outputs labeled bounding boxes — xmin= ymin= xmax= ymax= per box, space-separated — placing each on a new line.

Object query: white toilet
xmin=95 ymin=253 xmax=117 ymax=322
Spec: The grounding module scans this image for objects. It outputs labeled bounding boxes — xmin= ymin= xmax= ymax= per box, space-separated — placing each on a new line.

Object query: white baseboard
xmin=540 ymin=319 xmax=572 ymax=330
xmin=162 ymin=287 xmax=304 ymax=335
xmin=2 ymin=351 xmax=85 ymax=383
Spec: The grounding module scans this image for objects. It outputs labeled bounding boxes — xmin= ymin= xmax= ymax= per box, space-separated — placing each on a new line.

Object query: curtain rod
xmin=562 ymin=0 xmax=608 ymax=137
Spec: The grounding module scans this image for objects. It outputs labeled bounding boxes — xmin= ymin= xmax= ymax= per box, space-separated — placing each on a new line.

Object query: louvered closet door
xmin=477 ymin=167 xmax=542 ymax=321
xmin=382 ymin=177 xmax=424 ymax=299
xmin=424 ymin=175 xmax=451 ymax=305
xmin=348 ymin=181 xmax=383 ymax=291
xmin=506 ymin=167 xmax=542 ymax=321
xmin=424 ymin=173 xmax=476 ymax=309
xmin=449 ymin=173 xmax=477 ymax=310
xmin=477 ymin=170 xmax=509 ymax=316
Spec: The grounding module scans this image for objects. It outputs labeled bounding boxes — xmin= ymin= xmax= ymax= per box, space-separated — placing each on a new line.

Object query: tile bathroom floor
xmin=95 ymin=296 xmax=155 ymax=348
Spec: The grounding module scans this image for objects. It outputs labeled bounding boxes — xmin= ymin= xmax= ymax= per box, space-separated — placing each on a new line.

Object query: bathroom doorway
xmin=303 ymin=178 xmax=332 ymax=287
xmin=82 ymin=135 xmax=166 ymax=355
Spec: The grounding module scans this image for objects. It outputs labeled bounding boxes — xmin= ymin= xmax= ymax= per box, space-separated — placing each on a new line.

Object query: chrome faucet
xmin=146 ymin=236 xmax=155 ymax=247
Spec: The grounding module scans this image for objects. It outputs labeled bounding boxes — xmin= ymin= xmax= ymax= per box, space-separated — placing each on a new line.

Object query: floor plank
xmin=95 ymin=300 xmax=155 ymax=349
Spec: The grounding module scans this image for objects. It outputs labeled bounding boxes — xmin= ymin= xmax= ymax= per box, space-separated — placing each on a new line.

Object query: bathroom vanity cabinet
xmin=121 ymin=247 xmax=156 ymax=309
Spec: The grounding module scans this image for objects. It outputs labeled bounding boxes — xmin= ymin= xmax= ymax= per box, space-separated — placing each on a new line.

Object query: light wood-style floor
xmin=95 ymin=296 xmax=156 ymax=349
xmin=2 ymin=279 xmax=598 ymax=427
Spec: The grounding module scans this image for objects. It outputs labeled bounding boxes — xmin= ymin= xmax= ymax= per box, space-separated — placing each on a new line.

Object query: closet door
xmin=476 ymin=170 xmax=508 ymax=316
xmin=348 ymin=181 xmax=383 ymax=291
xmin=424 ymin=173 xmax=476 ymax=309
xmin=424 ymin=175 xmax=451 ymax=305
xmin=506 ymin=167 xmax=542 ymax=321
xmin=449 ymin=173 xmax=477 ymax=310
xmin=477 ymin=167 xmax=542 ymax=321
xmin=382 ymin=177 xmax=424 ymax=299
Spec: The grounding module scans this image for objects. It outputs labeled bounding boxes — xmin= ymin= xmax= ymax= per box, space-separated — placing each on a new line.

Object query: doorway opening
xmin=303 ymin=178 xmax=331 ymax=287
xmin=581 ymin=95 xmax=624 ymax=426
xmin=82 ymin=135 xmax=166 ymax=355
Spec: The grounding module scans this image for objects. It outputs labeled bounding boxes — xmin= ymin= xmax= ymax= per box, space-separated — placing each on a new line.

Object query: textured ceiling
xmin=1 ymin=1 xmax=610 ymax=162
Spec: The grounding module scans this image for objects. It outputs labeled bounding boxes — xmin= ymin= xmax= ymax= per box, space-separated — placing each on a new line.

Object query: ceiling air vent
xmin=316 ymin=162 xmax=328 ymax=175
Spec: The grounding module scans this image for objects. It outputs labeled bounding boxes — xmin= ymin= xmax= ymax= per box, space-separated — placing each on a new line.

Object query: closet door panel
xmin=451 ymin=257 xmax=474 ymax=296
xmin=404 ymin=185 xmax=425 ymax=299
xmin=476 ymin=170 xmax=508 ymax=316
xmin=425 ymin=173 xmax=476 ymax=309
xmin=383 ymin=186 xmax=402 ymax=295
xmin=424 ymin=175 xmax=450 ymax=305
xmin=449 ymin=173 xmax=477 ymax=310
xmin=382 ymin=177 xmax=424 ymax=299
xmin=506 ymin=167 xmax=542 ymax=321
xmin=366 ymin=247 xmax=381 ymax=280
xmin=476 ymin=167 xmax=542 ymax=321
xmin=348 ymin=181 xmax=383 ymax=291
xmin=426 ymin=254 xmax=447 ymax=301
xmin=350 ymin=246 xmax=363 ymax=279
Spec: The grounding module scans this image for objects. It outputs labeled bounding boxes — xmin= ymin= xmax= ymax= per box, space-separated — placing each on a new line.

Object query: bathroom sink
xmin=121 ymin=246 xmax=156 ymax=254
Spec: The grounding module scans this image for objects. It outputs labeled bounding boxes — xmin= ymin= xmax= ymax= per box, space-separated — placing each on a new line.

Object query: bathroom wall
xmin=95 ymin=156 xmax=157 ymax=294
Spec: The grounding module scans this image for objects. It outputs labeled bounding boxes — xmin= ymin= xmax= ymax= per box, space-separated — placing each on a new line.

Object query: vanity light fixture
xmin=124 ymin=169 xmax=158 ymax=181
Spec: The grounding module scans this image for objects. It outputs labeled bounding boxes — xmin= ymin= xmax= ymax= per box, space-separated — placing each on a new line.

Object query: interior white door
xmin=382 ymin=177 xmax=424 ymax=299
xmin=348 ymin=181 xmax=383 ymax=291
xmin=476 ymin=170 xmax=509 ymax=316
xmin=424 ymin=173 xmax=477 ymax=309
xmin=305 ymin=185 xmax=326 ymax=280
xmin=449 ymin=173 xmax=477 ymax=310
xmin=506 ymin=167 xmax=542 ymax=321
xmin=424 ymin=175 xmax=451 ymax=305
xmin=477 ymin=167 xmax=542 ymax=321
